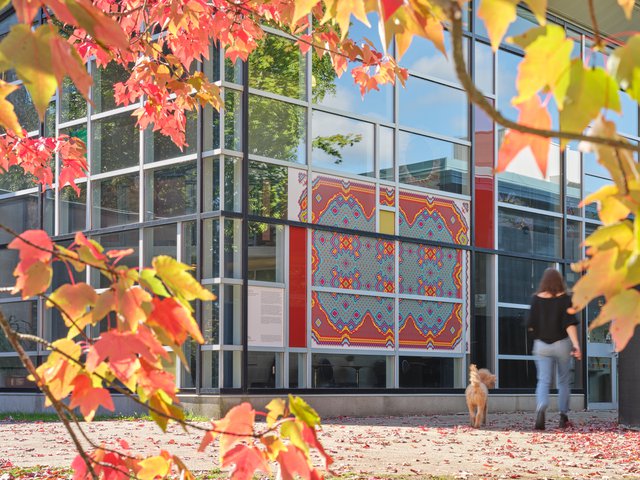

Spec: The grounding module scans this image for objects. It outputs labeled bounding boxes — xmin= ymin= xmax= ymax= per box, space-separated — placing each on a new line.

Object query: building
xmin=0 ymin=1 xmax=634 ymax=415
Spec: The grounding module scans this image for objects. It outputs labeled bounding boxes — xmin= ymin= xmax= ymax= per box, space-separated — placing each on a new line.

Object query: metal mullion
xmin=246 ymin=88 xmax=307 ymax=108
xmin=397 ymin=125 xmax=472 ymax=147
xmin=89 ymin=104 xmax=139 ymax=122
xmin=497 ymin=202 xmax=565 ymax=218
xmin=311 ymin=104 xmax=396 ymax=129
xmin=241 ymin=59 xmax=249 ymax=393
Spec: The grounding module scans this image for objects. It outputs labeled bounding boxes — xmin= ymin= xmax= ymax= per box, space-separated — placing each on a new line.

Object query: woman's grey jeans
xmin=533 ymin=337 xmax=573 ymax=414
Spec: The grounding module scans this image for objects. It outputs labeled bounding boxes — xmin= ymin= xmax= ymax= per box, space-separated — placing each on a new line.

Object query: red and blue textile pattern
xmin=398 ymin=300 xmax=463 ymax=350
xmin=398 ymin=242 xmax=462 ymax=298
xmin=310 ymin=175 xmax=376 ymax=232
xmin=312 ymin=291 xmax=395 ymax=349
xmin=379 ymin=186 xmax=395 ymax=207
xmin=312 ymin=230 xmax=395 ymax=293
xmin=398 ymin=189 xmax=469 ymax=245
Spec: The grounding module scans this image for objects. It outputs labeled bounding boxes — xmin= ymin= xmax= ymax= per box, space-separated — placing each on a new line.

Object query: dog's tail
xmin=469 ymin=364 xmax=481 ymax=386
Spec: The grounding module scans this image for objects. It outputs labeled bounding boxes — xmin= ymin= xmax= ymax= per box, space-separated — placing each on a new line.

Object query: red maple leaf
xmin=497 ymin=95 xmax=552 ymax=177
xmin=69 ymin=374 xmax=114 ymax=421
xmin=222 ymin=444 xmax=269 ymax=480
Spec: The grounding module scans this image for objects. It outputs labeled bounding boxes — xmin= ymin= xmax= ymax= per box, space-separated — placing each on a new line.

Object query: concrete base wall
xmin=0 ymin=392 xmax=584 ymax=419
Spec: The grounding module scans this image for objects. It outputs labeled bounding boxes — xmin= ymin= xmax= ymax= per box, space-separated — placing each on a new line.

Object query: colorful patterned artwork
xmin=398 ymin=189 xmax=469 ymax=245
xmin=312 ymin=231 xmax=395 ymax=293
xmin=398 ymin=299 xmax=463 ymax=351
xmin=292 ymin=170 xmax=308 ymax=222
xmin=399 ymin=242 xmax=462 ymax=298
xmin=312 ymin=291 xmax=394 ymax=348
xmin=309 ymin=174 xmax=376 ymax=232
xmin=289 ymin=169 xmax=307 ymax=222
xmin=379 ymin=186 xmax=395 ymax=207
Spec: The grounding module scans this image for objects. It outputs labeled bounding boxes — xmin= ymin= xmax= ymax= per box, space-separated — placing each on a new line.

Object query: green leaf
xmin=560 ymin=62 xmax=620 ymax=145
xmin=139 ymin=268 xmax=171 ymax=297
xmin=288 ymin=394 xmax=320 ymax=428
xmin=608 ymin=35 xmax=640 ymax=103
xmin=0 ymin=24 xmax=57 ymax=120
xmin=511 ymin=25 xmax=573 ymax=109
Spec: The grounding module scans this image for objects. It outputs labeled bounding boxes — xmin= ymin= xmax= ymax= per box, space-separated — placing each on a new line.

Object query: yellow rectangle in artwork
xmin=379 ymin=210 xmax=395 ymax=235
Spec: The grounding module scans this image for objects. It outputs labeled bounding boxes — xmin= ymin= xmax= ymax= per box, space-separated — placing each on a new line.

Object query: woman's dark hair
xmin=537 ymin=268 xmax=567 ymax=295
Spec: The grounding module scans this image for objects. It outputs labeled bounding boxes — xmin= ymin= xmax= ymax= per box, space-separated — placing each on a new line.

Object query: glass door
xmin=586 ymin=300 xmax=617 ymax=409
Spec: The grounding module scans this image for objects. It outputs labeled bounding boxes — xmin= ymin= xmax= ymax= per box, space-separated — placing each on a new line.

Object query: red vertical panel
xmin=474 ymin=104 xmax=495 ymax=249
xmin=289 ymin=226 xmax=307 ymax=347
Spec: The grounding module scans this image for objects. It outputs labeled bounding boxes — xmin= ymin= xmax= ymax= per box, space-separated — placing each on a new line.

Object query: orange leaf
xmin=0 ymin=81 xmax=22 ymax=135
xmin=222 ymin=444 xmax=270 ymax=480
xmin=276 ymin=445 xmax=313 ymax=480
xmin=380 ymin=0 xmax=404 ymax=21
xmin=49 ymin=36 xmax=92 ymax=100
xmin=496 ymin=95 xmax=551 ymax=176
xmin=207 ymin=403 xmax=255 ymax=457
xmin=47 ymin=282 xmax=97 ymax=332
xmin=8 ymin=229 xmax=53 ymax=271
xmin=147 ymin=297 xmax=204 ymax=345
xmin=13 ymin=260 xmax=52 ymax=299
xmin=69 ymin=374 xmax=114 ymax=421
xmin=116 ymin=285 xmax=151 ymax=332
xmin=13 ymin=0 xmax=42 ymax=23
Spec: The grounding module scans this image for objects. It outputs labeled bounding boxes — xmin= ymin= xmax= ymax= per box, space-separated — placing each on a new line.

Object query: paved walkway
xmin=1 ymin=410 xmax=639 ymax=478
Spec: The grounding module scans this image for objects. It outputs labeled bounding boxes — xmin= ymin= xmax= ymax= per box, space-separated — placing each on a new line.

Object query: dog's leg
xmin=475 ymin=406 xmax=483 ymax=428
xmin=468 ymin=404 xmax=476 ymax=427
xmin=483 ymin=403 xmax=488 ymax=426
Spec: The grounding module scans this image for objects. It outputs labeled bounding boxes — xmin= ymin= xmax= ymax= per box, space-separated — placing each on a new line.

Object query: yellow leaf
xmin=0 ymin=81 xmax=21 ymax=135
xmin=292 ymin=0 xmax=319 ymax=23
xmin=591 ymin=289 xmax=640 ymax=351
xmin=478 ymin=0 xmax=518 ymax=51
xmin=153 ymin=256 xmax=216 ymax=304
xmin=322 ymin=0 xmax=370 ymax=39
xmin=138 ymin=456 xmax=171 ymax=480
xmin=280 ymin=420 xmax=308 ymax=455
xmin=618 ymin=0 xmax=634 ymax=19
xmin=266 ymin=398 xmax=286 ymax=426
xmin=584 ymin=221 xmax=633 ymax=249
xmin=0 ymin=24 xmax=57 ymax=120
xmin=524 ymin=0 xmax=547 ymax=25
xmin=511 ymin=25 xmax=573 ymax=109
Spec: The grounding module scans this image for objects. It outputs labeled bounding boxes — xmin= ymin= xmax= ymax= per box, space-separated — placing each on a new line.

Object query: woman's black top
xmin=526 ymin=294 xmax=578 ymax=344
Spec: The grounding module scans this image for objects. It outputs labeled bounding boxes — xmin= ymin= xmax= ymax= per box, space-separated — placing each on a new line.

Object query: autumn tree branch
xmin=447 ymin=2 xmax=640 ymax=154
xmin=0 ymin=309 xmax=98 ymax=480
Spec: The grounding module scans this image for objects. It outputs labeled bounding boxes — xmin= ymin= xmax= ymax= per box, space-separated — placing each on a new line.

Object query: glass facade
xmin=0 ymin=5 xmax=628 ymax=397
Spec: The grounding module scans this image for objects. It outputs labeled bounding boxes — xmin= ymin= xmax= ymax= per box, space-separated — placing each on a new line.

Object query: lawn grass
xmin=0 ymin=410 xmax=211 ymax=422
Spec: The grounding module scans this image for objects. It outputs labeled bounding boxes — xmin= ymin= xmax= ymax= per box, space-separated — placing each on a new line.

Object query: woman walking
xmin=527 ymin=268 xmax=582 ymax=430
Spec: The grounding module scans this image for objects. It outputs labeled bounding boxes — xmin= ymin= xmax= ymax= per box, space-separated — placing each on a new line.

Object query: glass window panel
xmin=202 ymin=285 xmax=220 ymax=344
xmin=249 ymin=34 xmax=306 ymax=100
xmin=60 ymin=123 xmax=88 ymax=158
xmin=566 ymin=143 xmax=581 ymax=216
xmin=249 ymin=161 xmax=287 ymax=219
xmin=498 ymin=359 xmax=537 ymax=388
xmin=498 ymin=256 xmax=554 ymax=304
xmin=0 ymin=356 xmax=34 ymax=389
xmin=588 ymin=356 xmax=612 ymax=403
xmin=402 ymin=32 xmax=468 ymax=85
xmin=311 ymin=353 xmax=389 ymax=388
xmin=609 ymin=90 xmax=638 ymax=137
xmin=224 ymin=157 xmax=242 ymax=212
xmin=399 ymin=357 xmax=456 ymax=388
xmin=202 ymin=218 xmax=220 ymax=278
xmin=223 ymin=284 xmax=242 ymax=345
xmin=379 ymin=126 xmax=394 ymax=181
xmin=311 ymin=15 xmax=393 ymax=122
xmin=224 ymin=218 xmax=242 ymax=279
xmin=399 ymin=77 xmax=468 ymax=139
xmin=60 ymin=182 xmax=86 ymax=234
xmin=473 ymin=252 xmax=495 ymax=369
xmin=0 ymin=301 xmax=37 ymax=352
xmin=583 ymin=151 xmax=611 ymax=179
xmin=312 ymin=111 xmax=374 ymax=176
xmin=249 ymin=95 xmax=305 ymax=162
xmin=8 ymin=85 xmax=39 ymax=132
xmin=44 ymin=188 xmax=54 ymax=236
xmin=584 ymin=175 xmax=612 ymax=220
xmin=44 ymin=101 xmax=56 ymax=138
xmin=498 ymin=307 xmax=532 ymax=355
xmin=201 ymin=350 xmax=220 ymax=389
xmin=180 ymin=340 xmax=198 ymax=389
xmin=92 ymin=173 xmax=140 ymax=228
xmin=144 ymin=111 xmax=197 ymax=163
xmin=247 ymin=223 xmax=284 ymax=282
xmin=225 ymin=57 xmax=242 ymax=84
xmin=203 ymin=157 xmax=221 ymax=212
xmin=144 ymin=162 xmax=197 ymax=220
xmin=92 ymin=62 xmax=129 ymax=113
xmin=60 ymin=77 xmax=87 ymax=123
xmin=398 ymin=131 xmax=470 ymax=194
xmin=143 ymin=224 xmax=177 ymax=266
xmin=566 ymin=220 xmax=582 ymax=261
xmin=182 ymin=220 xmax=197 ymax=270
xmin=224 ymin=89 xmax=242 ymax=152
xmin=498 ymin=144 xmax=561 ymax=212
xmin=91 ymin=230 xmax=139 ymax=289
xmin=0 ymin=195 xmax=38 ymax=244
xmin=0 ymin=248 xmax=18 ymax=298
xmin=289 ymin=353 xmax=305 ymax=388
xmin=248 ymin=351 xmax=278 ymax=388
xmin=91 ymin=113 xmax=140 ymax=173
xmin=498 ymin=208 xmax=561 ymax=257
xmin=222 ymin=350 xmax=241 ymax=388
xmin=0 ymin=165 xmax=36 ymax=193
xmin=497 ymin=50 xmax=521 ymax=124
xmin=475 ymin=41 xmax=494 ymax=94
xmin=505 ymin=7 xmax=539 ymax=40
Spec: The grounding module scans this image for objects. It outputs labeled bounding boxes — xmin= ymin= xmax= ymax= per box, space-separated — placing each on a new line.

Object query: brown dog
xmin=465 ymin=364 xmax=496 ymax=428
